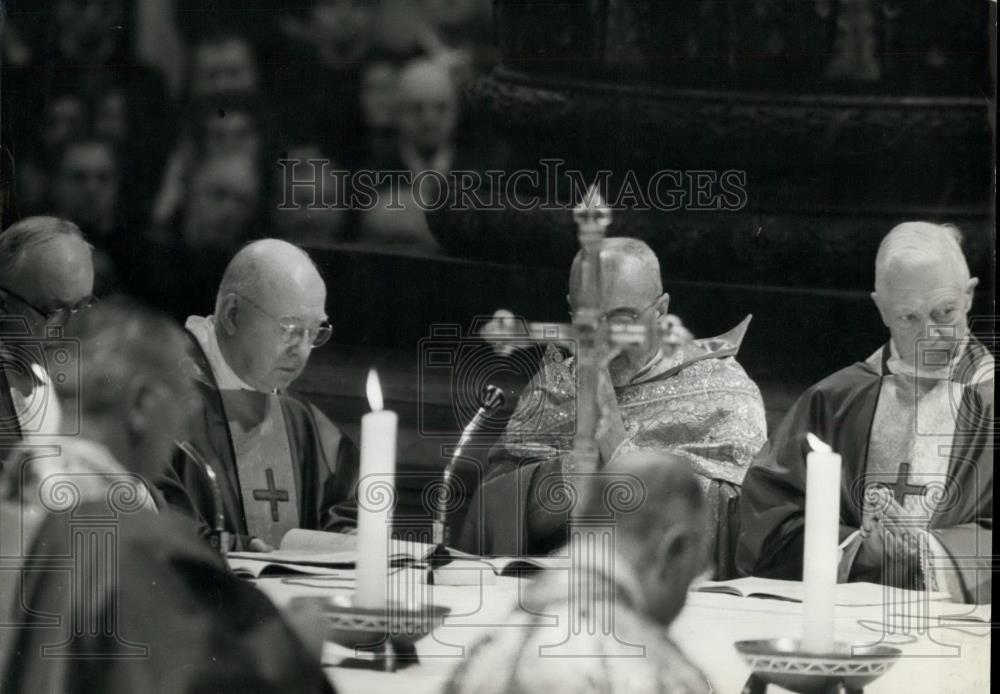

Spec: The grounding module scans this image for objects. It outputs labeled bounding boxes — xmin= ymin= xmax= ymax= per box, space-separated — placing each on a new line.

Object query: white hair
xmin=0 ymin=216 xmax=90 ymax=281
xmin=874 ymin=222 xmax=971 ymax=293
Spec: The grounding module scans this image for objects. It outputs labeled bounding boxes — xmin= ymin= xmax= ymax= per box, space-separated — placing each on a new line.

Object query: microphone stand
xmin=176 ymin=440 xmax=230 ymax=557
xmin=427 ymin=385 xmax=505 ymax=581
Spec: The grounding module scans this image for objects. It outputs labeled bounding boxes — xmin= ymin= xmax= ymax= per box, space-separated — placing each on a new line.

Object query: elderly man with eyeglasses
xmin=1 ymin=216 xmax=96 ymax=458
xmin=159 ymin=239 xmax=358 ymax=551
xmin=459 ymin=238 xmax=766 ymax=579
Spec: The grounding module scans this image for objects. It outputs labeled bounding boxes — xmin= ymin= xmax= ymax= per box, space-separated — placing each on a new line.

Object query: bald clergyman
xmin=460 ymin=238 xmax=767 ymax=578
xmin=737 ymin=222 xmax=993 ymax=604
xmin=159 ymin=239 xmax=359 ymax=551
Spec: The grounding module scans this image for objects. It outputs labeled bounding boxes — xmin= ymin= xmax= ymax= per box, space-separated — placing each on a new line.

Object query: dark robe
xmin=0 ymin=363 xmax=21 ymax=464
xmin=736 ymin=341 xmax=993 ymax=604
xmin=0 ymin=497 xmax=333 ymax=693
xmin=158 ymin=331 xmax=359 ymax=550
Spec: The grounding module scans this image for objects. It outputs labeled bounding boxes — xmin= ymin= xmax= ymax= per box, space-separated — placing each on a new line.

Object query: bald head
xmin=568 ymin=237 xmax=662 ymax=313
xmin=568 ymin=238 xmax=667 ymax=386
xmin=216 ymin=239 xmax=324 ymax=311
xmin=582 ymin=450 xmax=703 ymax=549
xmin=583 ymin=450 xmax=706 ymax=625
xmin=214 ymin=240 xmax=328 ymax=391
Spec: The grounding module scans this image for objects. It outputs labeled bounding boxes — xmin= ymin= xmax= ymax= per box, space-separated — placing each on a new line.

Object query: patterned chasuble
xmin=498 ymin=317 xmax=767 ymax=485
xmin=220 ymin=389 xmax=301 ymax=548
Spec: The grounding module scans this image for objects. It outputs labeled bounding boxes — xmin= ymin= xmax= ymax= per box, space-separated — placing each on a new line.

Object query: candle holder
xmin=290 ymin=596 xmax=451 ymax=673
xmin=735 ymin=639 xmax=901 ymax=694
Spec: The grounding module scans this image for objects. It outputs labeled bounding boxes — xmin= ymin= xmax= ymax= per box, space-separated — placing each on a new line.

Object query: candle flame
xmin=366 ymin=369 xmax=384 ymax=412
xmin=806 ymin=432 xmax=832 ymax=453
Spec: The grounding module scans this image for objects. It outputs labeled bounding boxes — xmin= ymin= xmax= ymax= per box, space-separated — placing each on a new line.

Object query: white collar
xmin=185 ymin=315 xmax=258 ymax=392
xmin=885 ymin=339 xmax=964 ymax=380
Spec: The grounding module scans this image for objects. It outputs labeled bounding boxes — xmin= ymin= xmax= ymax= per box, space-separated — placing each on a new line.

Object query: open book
xmin=693 ymin=577 xmax=951 ymax=607
xmin=227 ymin=529 xmax=565 ymax=579
xmin=227 ymin=530 xmax=360 ymax=578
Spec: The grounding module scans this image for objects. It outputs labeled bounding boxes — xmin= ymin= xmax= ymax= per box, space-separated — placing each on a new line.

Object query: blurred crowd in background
xmin=1 ymin=0 xmax=498 ymax=319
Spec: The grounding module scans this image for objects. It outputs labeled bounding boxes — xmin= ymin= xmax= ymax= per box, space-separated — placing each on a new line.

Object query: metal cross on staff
xmin=485 ymin=185 xmax=681 ymax=517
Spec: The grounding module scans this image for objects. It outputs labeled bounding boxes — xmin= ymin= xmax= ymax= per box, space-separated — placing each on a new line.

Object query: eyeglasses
xmin=0 ymin=286 xmax=97 ymax=326
xmin=570 ymin=294 xmax=665 ymax=327
xmin=237 ymin=294 xmax=332 ymax=348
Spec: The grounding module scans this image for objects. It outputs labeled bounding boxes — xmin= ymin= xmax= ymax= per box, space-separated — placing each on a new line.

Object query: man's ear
xmin=653 ymin=525 xmax=685 ymax=581
xmin=870 ymin=292 xmax=888 ymax=326
xmin=964 ymin=277 xmax=979 ymax=308
xmin=654 ymin=292 xmax=670 ymax=316
xmin=124 ymin=375 xmax=160 ymax=436
xmin=217 ymin=294 xmax=240 ymax=336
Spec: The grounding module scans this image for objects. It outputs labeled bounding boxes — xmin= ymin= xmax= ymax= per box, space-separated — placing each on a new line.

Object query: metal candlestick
xmin=735 ymin=639 xmax=901 ymax=694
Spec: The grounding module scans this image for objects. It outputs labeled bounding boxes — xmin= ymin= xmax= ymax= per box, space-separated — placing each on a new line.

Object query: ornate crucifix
xmin=491 ymin=186 xmax=686 ymax=518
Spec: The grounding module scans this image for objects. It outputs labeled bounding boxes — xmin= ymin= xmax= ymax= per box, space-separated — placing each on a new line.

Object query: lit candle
xmin=355 ymin=369 xmax=397 ymax=608
xmin=801 ymin=433 xmax=842 ymax=653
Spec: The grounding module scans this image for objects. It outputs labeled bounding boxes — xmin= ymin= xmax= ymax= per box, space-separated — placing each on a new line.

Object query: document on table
xmin=693 ymin=577 xmax=952 ymax=606
xmin=227 ymin=528 xmax=569 ymax=578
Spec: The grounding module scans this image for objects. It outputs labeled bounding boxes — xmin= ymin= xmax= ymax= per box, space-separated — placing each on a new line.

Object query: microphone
xmin=176 ymin=441 xmax=231 ymax=557
xmin=429 ymin=385 xmax=505 ymax=567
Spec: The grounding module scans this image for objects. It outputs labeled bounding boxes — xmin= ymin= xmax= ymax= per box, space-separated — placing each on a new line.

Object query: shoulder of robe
xmin=118 ymin=505 xmax=225 ymax=570
xmin=277 ymin=393 xmax=357 ymax=467
xmin=695 ymin=354 xmax=761 ymax=389
xmin=277 ymin=393 xmax=345 ymax=436
xmin=793 ymin=359 xmax=879 ymax=409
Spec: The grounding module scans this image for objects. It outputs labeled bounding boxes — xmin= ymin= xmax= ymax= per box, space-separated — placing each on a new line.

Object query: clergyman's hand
xmin=853 ymin=517 xmax=886 ymax=578
xmin=480 ymin=309 xmax=532 ymax=356
xmin=247 ymin=537 xmax=274 ymax=553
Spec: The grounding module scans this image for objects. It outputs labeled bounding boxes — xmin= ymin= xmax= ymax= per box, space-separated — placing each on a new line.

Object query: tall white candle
xmin=355 ymin=370 xmax=397 ymax=608
xmin=802 ymin=433 xmax=842 ymax=653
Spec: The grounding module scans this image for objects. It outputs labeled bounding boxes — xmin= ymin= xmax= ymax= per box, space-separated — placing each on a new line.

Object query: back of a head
xmin=0 ymin=216 xmax=87 ymax=282
xmin=874 ymin=221 xmax=971 ymax=293
xmin=580 ymin=451 xmax=705 ymax=626
xmin=52 ymin=297 xmax=187 ymax=419
xmin=581 ymin=450 xmax=703 ymax=546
